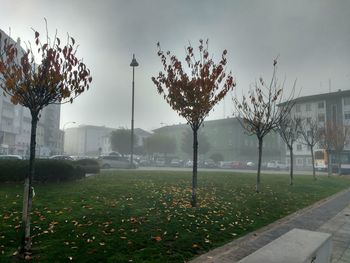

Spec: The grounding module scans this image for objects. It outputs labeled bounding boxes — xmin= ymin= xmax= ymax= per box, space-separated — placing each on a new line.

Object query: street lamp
xmin=130 ymin=54 xmax=139 ymax=168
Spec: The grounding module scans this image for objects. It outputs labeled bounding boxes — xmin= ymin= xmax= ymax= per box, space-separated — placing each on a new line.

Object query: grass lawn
xmin=1 ymin=170 xmax=350 ymax=262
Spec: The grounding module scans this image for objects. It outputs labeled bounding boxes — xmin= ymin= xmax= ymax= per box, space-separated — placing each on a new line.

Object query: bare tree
xmin=319 ymin=121 xmax=334 ymax=176
xmin=298 ymin=118 xmax=322 ymax=179
xmin=324 ymin=121 xmax=350 ymax=175
xmin=152 ymin=39 xmax=235 ymax=207
xmin=234 ymin=60 xmax=295 ymax=192
xmin=277 ymin=116 xmax=300 ymax=185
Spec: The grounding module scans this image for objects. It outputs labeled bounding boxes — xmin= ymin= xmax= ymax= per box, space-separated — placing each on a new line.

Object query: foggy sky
xmin=1 ymin=0 xmax=349 ymax=131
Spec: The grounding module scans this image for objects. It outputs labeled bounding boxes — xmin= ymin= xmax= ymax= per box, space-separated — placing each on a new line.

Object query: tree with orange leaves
xmin=152 ymin=39 xmax=235 ymax=207
xmin=0 ymin=27 xmax=92 ymax=257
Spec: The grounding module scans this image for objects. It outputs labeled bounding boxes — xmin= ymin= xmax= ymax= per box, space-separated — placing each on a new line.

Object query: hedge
xmin=73 ymin=158 xmax=100 ymax=174
xmin=0 ymin=159 xmax=93 ymax=183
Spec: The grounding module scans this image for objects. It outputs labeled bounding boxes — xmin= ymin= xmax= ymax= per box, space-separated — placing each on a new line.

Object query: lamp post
xmin=130 ymin=54 xmax=139 ymax=168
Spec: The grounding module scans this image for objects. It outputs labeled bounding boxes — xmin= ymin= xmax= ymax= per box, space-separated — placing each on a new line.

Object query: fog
xmin=1 ymin=0 xmax=349 ymax=131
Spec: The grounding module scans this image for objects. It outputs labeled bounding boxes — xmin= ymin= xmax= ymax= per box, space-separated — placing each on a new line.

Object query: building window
xmin=296 ymin=158 xmax=304 ymax=166
xmin=344 ymin=97 xmax=350 ymax=106
xmin=345 ymin=111 xmax=350 ymax=120
xmin=307 ymin=130 xmax=312 ymax=137
xmin=296 ymin=104 xmax=301 ymax=112
xmin=306 ymin=104 xmax=311 ymax=111
xmin=297 ymin=144 xmax=302 ymax=151
xmin=306 ymin=158 xmax=312 ymax=166
xmin=306 ymin=117 xmax=312 ymax=124
xmin=318 ymin=113 xmax=325 ymax=122
xmin=318 ymin=101 xmax=324 ymax=109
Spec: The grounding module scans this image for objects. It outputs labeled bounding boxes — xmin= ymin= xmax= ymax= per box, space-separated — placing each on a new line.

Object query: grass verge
xmin=0 ymin=170 xmax=349 ymax=262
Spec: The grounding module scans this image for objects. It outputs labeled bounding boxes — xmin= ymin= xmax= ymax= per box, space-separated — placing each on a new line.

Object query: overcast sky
xmin=1 ymin=0 xmax=349 ymax=131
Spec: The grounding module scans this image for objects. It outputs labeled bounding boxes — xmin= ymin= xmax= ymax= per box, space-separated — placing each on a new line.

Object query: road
xmin=135 ymin=166 xmax=328 ymax=175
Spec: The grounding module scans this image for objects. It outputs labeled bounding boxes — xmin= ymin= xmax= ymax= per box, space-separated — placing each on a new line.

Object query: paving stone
xmin=189 ymin=188 xmax=350 ymax=263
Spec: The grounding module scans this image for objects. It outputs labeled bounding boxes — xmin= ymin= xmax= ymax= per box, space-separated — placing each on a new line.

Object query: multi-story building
xmin=101 ymin=128 xmax=152 ymax=155
xmin=153 ymin=117 xmax=284 ymax=162
xmin=65 ymin=125 xmax=151 ymax=156
xmin=64 ymin=125 xmax=114 ymax=156
xmin=0 ymin=29 xmax=63 ymax=157
xmin=286 ymin=89 xmax=350 ymax=169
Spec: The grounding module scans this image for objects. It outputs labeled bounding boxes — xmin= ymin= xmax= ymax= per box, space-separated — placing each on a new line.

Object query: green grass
xmin=0 ymin=171 xmax=350 ymax=262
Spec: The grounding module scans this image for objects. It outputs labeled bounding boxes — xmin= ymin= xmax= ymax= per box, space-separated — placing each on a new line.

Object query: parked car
xmin=155 ymin=158 xmax=166 ymax=167
xmin=0 ymin=154 xmax=23 ymax=160
xmin=98 ymin=155 xmax=138 ymax=169
xmin=267 ymin=160 xmax=288 ymax=170
xmin=204 ymin=159 xmax=217 ymax=168
xmin=220 ymin=161 xmax=234 ymax=169
xmin=232 ymin=161 xmax=247 ymax=169
xmin=246 ymin=161 xmax=256 ymax=168
xmin=49 ymin=155 xmax=74 ymax=161
xmin=170 ymin=158 xmax=183 ymax=167
xmin=184 ymin=160 xmax=193 ymax=168
xmin=138 ymin=159 xmax=151 ymax=167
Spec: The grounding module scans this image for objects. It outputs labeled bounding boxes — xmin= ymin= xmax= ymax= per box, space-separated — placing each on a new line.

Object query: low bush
xmin=0 ymin=159 xmax=85 ymax=183
xmin=73 ymin=158 xmax=100 ymax=174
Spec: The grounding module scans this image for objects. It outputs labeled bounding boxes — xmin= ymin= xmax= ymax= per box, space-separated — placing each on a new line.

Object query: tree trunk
xmin=256 ymin=137 xmax=263 ymax=193
xmin=289 ymin=146 xmax=294 ymax=186
xmin=20 ymin=112 xmax=38 ymax=255
xmin=327 ymin=150 xmax=332 ymax=177
xmin=191 ymin=128 xmax=198 ymax=207
xmin=338 ymin=151 xmax=342 ymax=176
xmin=311 ymin=145 xmax=316 ymax=180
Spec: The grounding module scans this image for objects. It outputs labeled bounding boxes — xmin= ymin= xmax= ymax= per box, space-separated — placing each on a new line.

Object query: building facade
xmin=64 ymin=125 xmax=114 ymax=156
xmin=287 ymin=89 xmax=350 ymax=169
xmin=153 ymin=117 xmax=285 ymax=162
xmin=65 ymin=125 xmax=151 ymax=157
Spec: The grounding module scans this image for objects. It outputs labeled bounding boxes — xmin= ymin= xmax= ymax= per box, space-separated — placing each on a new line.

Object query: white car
xmin=98 ymin=155 xmax=138 ymax=169
xmin=267 ymin=160 xmax=288 ymax=170
xmin=49 ymin=155 xmax=74 ymax=161
xmin=0 ymin=154 xmax=23 ymax=160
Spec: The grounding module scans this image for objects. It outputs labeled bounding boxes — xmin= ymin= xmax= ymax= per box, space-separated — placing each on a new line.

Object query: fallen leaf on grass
xmin=151 ymin=236 xmax=162 ymax=242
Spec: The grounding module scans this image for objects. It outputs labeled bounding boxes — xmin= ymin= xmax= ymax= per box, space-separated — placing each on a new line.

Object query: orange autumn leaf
xmin=151 ymin=236 xmax=162 ymax=242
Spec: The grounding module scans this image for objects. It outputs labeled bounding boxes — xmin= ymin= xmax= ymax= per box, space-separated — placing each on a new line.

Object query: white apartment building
xmin=64 ymin=125 xmax=152 ymax=157
xmin=0 ymin=29 xmax=63 ymax=157
xmin=287 ymin=89 xmax=350 ymax=169
xmin=64 ymin=125 xmax=114 ymax=156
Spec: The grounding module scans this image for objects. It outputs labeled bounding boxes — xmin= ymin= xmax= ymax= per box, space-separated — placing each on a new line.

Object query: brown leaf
xmin=151 ymin=236 xmax=162 ymax=242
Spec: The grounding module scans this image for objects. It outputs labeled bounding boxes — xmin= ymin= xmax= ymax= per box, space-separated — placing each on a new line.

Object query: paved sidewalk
xmin=190 ymin=188 xmax=350 ymax=263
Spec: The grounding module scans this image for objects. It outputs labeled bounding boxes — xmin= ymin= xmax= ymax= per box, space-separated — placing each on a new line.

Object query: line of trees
xmin=4 ymin=26 xmax=349 ymax=257
xmin=277 ymin=116 xmax=349 ymax=182
xmin=233 ymin=60 xmax=296 ymax=192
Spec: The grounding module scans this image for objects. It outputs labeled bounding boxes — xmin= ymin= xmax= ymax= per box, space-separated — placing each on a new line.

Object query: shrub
xmin=210 ymin=153 xmax=224 ymax=163
xmin=0 ymin=159 xmax=85 ymax=183
xmin=73 ymin=158 xmax=100 ymax=174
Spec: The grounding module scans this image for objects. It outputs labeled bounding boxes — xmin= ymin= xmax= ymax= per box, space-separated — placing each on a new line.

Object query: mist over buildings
xmin=0 ymin=0 xmax=349 ymax=131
